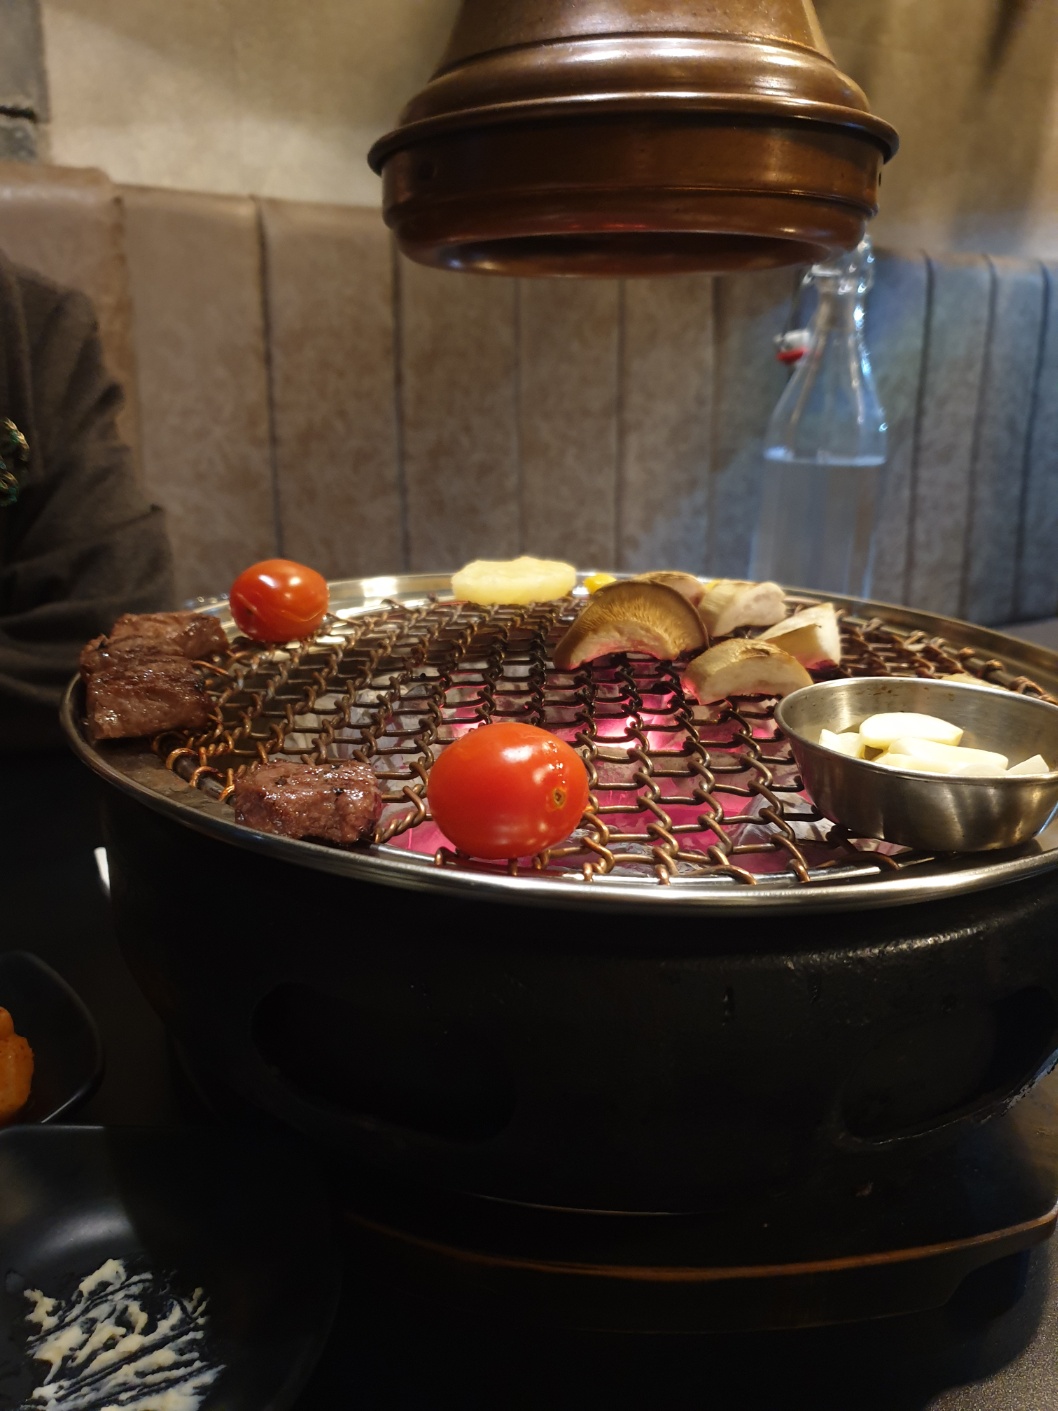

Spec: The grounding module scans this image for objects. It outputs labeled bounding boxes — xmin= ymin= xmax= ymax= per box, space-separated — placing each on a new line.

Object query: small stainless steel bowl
xmin=775 ymin=677 xmax=1058 ymax=853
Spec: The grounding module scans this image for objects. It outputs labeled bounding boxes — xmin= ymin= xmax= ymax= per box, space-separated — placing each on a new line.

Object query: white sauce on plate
xmin=18 ymin=1258 xmax=223 ymax=1411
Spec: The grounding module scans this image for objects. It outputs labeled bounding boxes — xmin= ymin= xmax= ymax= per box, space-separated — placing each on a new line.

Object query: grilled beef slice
xmin=81 ymin=610 xmax=227 ymax=739
xmin=108 ymin=611 xmax=228 ymax=660
xmin=233 ymin=760 xmax=383 ymax=845
xmin=86 ymin=656 xmax=213 ymax=740
xmin=80 ymin=634 xmax=186 ymax=679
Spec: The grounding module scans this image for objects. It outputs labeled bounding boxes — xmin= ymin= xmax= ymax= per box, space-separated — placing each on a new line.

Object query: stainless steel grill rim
xmin=62 ymin=574 xmax=1058 ymax=916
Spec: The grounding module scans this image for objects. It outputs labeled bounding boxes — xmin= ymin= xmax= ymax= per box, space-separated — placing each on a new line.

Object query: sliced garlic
xmin=947 ymin=762 xmax=1009 ymax=776
xmin=858 ymin=712 xmax=963 ymax=751
xmin=872 ymin=751 xmax=950 ymax=773
xmin=819 ymin=728 xmax=864 ymax=758
xmin=887 ymin=738 xmax=1008 ymax=774
xmin=943 ymin=672 xmax=1004 ymax=691
xmin=1008 ymin=754 xmax=1054 ymax=776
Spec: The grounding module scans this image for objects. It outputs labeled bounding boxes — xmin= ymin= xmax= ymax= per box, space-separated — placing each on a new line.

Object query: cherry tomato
xmin=428 ymin=722 xmax=590 ymax=860
xmin=229 ymin=559 xmax=329 ymax=642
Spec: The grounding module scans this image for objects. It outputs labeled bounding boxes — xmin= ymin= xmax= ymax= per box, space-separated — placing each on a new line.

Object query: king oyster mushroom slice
xmin=552 ymin=580 xmax=708 ymax=670
xmin=683 ymin=639 xmax=812 ymax=704
xmin=698 ymin=579 xmax=786 ymax=637
xmin=759 ymin=602 xmax=842 ymax=669
xmin=634 ymin=572 xmax=707 ymax=608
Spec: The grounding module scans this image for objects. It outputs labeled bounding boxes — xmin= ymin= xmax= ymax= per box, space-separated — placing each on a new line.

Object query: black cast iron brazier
xmin=100 ymin=784 xmax=1058 ymax=1214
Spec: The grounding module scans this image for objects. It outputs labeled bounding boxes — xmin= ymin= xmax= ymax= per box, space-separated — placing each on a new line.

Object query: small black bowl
xmin=0 ymin=950 xmax=103 ymax=1123
xmin=0 ymin=1125 xmax=341 ymax=1410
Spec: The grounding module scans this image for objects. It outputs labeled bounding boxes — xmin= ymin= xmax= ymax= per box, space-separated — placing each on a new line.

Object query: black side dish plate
xmin=0 ymin=951 xmax=103 ymax=1123
xmin=0 ymin=1126 xmax=341 ymax=1410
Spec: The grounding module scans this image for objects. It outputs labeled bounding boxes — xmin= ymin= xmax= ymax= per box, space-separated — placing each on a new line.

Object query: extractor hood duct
xmin=368 ymin=0 xmax=898 ymax=277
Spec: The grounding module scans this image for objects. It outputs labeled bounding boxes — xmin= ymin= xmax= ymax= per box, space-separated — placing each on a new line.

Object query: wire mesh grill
xmin=156 ymin=595 xmax=1056 ymax=888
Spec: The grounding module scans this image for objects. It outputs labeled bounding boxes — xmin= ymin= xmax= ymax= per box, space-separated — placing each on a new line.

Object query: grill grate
xmin=157 ymin=595 xmax=1055 ymax=888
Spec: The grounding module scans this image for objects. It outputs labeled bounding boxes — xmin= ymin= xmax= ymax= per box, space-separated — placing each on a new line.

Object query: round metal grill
xmin=153 ymin=586 xmax=1056 ymax=890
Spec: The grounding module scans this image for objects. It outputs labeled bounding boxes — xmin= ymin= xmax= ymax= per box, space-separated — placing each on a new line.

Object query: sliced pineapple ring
xmin=451 ymin=556 xmax=578 ymax=606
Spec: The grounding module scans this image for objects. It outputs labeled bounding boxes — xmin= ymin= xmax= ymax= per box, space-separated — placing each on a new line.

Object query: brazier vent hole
xmin=251 ymin=984 xmax=515 ymax=1142
xmin=841 ymin=987 xmax=1058 ymax=1141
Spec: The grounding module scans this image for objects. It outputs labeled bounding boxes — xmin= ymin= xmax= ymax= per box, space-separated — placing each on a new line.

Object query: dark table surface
xmin=5 ymin=750 xmax=1058 ymax=1411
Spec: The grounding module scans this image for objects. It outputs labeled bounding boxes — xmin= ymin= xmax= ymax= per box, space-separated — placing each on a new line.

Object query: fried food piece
xmin=233 ymin=759 xmax=383 ymax=845
xmin=0 ymin=1007 xmax=33 ymax=1125
xmin=86 ymin=656 xmax=213 ymax=740
xmin=109 ymin=611 xmax=228 ymax=660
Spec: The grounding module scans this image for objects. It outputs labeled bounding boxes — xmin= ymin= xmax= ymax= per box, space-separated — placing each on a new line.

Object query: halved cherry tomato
xmin=229 ymin=559 xmax=329 ymax=642
xmin=427 ymin=722 xmax=590 ymax=860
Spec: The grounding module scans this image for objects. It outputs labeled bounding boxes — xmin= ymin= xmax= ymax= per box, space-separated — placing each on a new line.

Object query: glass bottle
xmin=751 ymin=237 xmax=888 ymax=600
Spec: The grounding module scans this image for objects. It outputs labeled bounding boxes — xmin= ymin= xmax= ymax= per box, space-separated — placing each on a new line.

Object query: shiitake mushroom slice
xmin=552 ymin=580 xmax=707 ymax=670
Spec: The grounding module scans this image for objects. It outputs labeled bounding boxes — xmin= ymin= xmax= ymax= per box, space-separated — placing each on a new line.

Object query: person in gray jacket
xmin=0 ymin=253 xmax=174 ymax=748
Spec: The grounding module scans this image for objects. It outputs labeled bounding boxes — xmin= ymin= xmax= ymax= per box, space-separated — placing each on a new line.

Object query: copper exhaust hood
xmin=368 ymin=0 xmax=898 ymax=278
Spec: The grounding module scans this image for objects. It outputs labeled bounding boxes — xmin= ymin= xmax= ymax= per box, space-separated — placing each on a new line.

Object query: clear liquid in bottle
xmin=753 ymin=238 xmax=888 ymax=601
xmin=752 ymin=452 xmax=885 ymax=598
